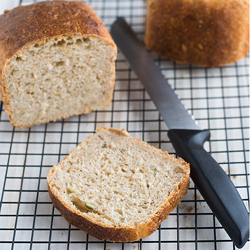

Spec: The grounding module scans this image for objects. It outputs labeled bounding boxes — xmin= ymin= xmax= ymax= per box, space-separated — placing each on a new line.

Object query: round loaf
xmin=145 ymin=0 xmax=249 ymax=67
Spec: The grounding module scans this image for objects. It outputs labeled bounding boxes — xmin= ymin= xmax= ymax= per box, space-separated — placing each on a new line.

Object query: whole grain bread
xmin=145 ymin=0 xmax=249 ymax=67
xmin=47 ymin=127 xmax=190 ymax=242
xmin=0 ymin=1 xmax=117 ymax=127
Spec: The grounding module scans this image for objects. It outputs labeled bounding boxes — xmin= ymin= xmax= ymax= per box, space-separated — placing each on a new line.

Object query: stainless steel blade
xmin=111 ymin=17 xmax=201 ymax=130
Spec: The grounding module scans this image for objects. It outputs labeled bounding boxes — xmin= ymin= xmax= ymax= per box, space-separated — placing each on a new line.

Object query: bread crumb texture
xmin=4 ymin=36 xmax=116 ymax=126
xmin=0 ymin=1 xmax=117 ymax=127
xmin=47 ymin=128 xmax=190 ymax=242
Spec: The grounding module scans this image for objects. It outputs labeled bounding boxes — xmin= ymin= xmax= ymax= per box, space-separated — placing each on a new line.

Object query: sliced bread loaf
xmin=0 ymin=1 xmax=117 ymax=127
xmin=47 ymin=127 xmax=190 ymax=242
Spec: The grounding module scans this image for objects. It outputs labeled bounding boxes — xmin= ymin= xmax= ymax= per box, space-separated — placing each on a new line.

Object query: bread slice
xmin=0 ymin=1 xmax=117 ymax=127
xmin=47 ymin=127 xmax=190 ymax=242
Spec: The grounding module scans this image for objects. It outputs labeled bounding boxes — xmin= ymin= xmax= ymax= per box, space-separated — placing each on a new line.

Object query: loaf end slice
xmin=0 ymin=1 xmax=117 ymax=127
xmin=47 ymin=127 xmax=190 ymax=242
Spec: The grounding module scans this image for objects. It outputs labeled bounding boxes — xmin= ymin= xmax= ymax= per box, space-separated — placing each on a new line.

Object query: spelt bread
xmin=47 ymin=127 xmax=190 ymax=242
xmin=145 ymin=0 xmax=249 ymax=67
xmin=0 ymin=1 xmax=117 ymax=127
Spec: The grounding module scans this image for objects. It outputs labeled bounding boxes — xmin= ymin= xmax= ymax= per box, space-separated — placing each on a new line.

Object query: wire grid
xmin=0 ymin=0 xmax=249 ymax=249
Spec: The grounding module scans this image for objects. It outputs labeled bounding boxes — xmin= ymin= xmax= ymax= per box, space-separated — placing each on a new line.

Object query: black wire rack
xmin=0 ymin=0 xmax=249 ymax=249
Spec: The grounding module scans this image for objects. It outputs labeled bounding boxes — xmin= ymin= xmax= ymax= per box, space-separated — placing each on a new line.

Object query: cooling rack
xmin=0 ymin=0 xmax=249 ymax=249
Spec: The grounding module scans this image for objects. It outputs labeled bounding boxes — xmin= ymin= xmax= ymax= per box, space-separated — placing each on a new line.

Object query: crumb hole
xmin=83 ymin=37 xmax=90 ymax=43
xmin=16 ymin=56 xmax=22 ymax=61
xmin=174 ymin=167 xmax=184 ymax=173
xmin=53 ymin=40 xmax=66 ymax=47
xmin=66 ymin=188 xmax=73 ymax=194
xmin=10 ymin=70 xmax=17 ymax=76
xmin=76 ymin=39 xmax=83 ymax=45
xmin=115 ymin=209 xmax=123 ymax=215
xmin=57 ymin=40 xmax=66 ymax=46
xmin=56 ymin=61 xmax=65 ymax=67
xmin=66 ymin=36 xmax=74 ymax=45
xmin=66 ymin=36 xmax=73 ymax=41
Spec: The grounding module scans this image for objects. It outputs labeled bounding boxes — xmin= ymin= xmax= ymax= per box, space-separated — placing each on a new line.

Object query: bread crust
xmin=0 ymin=1 xmax=113 ymax=70
xmin=47 ymin=127 xmax=190 ymax=242
xmin=0 ymin=1 xmax=117 ymax=127
xmin=145 ymin=0 xmax=249 ymax=67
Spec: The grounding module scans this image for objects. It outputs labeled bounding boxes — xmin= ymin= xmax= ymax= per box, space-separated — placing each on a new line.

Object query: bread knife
xmin=110 ymin=17 xmax=249 ymax=248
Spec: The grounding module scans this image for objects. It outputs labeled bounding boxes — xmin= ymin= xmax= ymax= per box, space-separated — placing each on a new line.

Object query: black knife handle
xmin=168 ymin=129 xmax=249 ymax=248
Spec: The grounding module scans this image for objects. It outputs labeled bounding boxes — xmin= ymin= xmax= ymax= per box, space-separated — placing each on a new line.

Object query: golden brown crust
xmin=0 ymin=1 xmax=116 ymax=127
xmin=0 ymin=1 xmax=112 ymax=71
xmin=47 ymin=127 xmax=190 ymax=242
xmin=145 ymin=0 xmax=249 ymax=67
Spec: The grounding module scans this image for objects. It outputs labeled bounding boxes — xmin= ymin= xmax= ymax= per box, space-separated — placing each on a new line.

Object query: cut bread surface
xmin=3 ymin=35 xmax=116 ymax=127
xmin=47 ymin=128 xmax=190 ymax=242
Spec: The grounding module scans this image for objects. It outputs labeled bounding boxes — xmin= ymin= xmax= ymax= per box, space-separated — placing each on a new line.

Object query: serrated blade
xmin=111 ymin=17 xmax=201 ymax=130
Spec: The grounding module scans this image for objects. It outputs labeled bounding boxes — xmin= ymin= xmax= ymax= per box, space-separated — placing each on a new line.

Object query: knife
xmin=110 ymin=17 xmax=249 ymax=248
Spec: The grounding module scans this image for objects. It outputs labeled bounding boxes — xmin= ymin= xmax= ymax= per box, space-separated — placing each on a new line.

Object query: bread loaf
xmin=0 ymin=1 xmax=117 ymax=127
xmin=47 ymin=127 xmax=190 ymax=242
xmin=145 ymin=0 xmax=249 ymax=67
